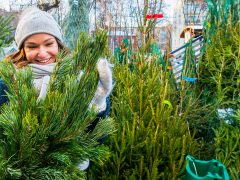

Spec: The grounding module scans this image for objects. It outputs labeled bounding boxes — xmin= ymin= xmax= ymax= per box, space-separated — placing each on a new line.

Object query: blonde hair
xmin=6 ymin=39 xmax=69 ymax=69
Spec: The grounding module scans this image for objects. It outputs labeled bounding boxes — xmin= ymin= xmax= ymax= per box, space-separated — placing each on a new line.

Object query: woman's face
xmin=24 ymin=33 xmax=59 ymax=65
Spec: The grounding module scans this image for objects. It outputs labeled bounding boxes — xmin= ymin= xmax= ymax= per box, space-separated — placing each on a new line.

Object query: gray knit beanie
xmin=15 ymin=7 xmax=63 ymax=49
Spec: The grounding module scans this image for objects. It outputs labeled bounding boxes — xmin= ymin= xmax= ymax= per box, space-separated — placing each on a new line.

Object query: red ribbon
xmin=146 ymin=14 xmax=164 ymax=19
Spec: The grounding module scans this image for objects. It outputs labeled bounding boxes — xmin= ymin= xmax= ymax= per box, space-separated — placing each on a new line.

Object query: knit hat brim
xmin=15 ymin=7 xmax=63 ymax=49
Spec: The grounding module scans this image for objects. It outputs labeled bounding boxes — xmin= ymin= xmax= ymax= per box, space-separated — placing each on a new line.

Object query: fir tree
xmin=198 ymin=0 xmax=240 ymax=109
xmin=0 ymin=14 xmax=14 ymax=58
xmin=63 ymin=0 xmax=91 ymax=49
xmin=214 ymin=112 xmax=240 ymax=178
xmin=88 ymin=54 xmax=202 ymax=179
xmin=198 ymin=0 xmax=240 ymax=178
xmin=0 ymin=30 xmax=115 ymax=179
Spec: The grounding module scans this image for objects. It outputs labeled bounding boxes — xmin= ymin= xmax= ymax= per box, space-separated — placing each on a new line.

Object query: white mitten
xmin=77 ymin=158 xmax=90 ymax=171
xmin=89 ymin=58 xmax=113 ymax=112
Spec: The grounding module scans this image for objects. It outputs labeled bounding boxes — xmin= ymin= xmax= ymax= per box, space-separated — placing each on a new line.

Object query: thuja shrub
xmin=89 ymin=57 xmax=201 ymax=179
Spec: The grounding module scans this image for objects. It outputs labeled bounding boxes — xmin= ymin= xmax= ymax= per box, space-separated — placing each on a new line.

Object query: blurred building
xmin=89 ymin=0 xmax=172 ymax=54
xmin=106 ymin=23 xmax=171 ymax=54
xmin=0 ymin=8 xmax=19 ymax=23
xmin=154 ymin=24 xmax=172 ymax=52
xmin=171 ymin=0 xmax=207 ymax=50
xmin=107 ymin=28 xmax=137 ymax=52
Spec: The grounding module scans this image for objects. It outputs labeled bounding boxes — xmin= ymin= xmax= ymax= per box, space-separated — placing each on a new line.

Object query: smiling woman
xmin=7 ymin=6 xmax=67 ymax=68
xmin=0 ymin=6 xmax=114 ymax=177
xmin=3 ymin=6 xmax=113 ymax=109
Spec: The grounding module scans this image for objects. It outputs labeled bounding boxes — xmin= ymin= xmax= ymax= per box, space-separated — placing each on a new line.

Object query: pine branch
xmin=0 ymin=30 xmax=114 ymax=179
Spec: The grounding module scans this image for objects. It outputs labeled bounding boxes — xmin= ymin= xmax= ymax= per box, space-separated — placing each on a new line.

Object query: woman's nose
xmin=37 ymin=47 xmax=48 ymax=58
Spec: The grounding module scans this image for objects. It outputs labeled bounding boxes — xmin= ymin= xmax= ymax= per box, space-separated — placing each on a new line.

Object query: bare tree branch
xmin=37 ymin=0 xmax=61 ymax=11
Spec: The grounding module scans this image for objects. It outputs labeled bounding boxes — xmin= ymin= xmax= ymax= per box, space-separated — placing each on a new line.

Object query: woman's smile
xmin=23 ymin=33 xmax=59 ymax=65
xmin=34 ymin=57 xmax=53 ymax=64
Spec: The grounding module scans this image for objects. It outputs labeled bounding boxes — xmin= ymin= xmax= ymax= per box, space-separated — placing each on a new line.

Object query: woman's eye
xmin=28 ymin=46 xmax=37 ymax=49
xmin=46 ymin=42 xmax=54 ymax=46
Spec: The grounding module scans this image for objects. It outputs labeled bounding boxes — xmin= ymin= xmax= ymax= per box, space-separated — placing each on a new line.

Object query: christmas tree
xmin=63 ymin=0 xmax=91 ymax=49
xmin=0 ymin=14 xmax=14 ymax=58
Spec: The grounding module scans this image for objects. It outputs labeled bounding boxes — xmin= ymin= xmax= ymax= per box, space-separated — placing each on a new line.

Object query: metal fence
xmin=170 ymin=35 xmax=203 ymax=84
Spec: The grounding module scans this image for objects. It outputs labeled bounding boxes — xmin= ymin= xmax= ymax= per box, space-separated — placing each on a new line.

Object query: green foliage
xmin=197 ymin=1 xmax=240 ymax=178
xmin=214 ymin=110 xmax=240 ymax=179
xmin=198 ymin=22 xmax=240 ymax=109
xmin=179 ymin=40 xmax=198 ymax=113
xmin=0 ymin=31 xmax=115 ymax=179
xmin=204 ymin=0 xmax=239 ymax=40
xmin=135 ymin=0 xmax=165 ymax=52
xmin=63 ymin=0 xmax=91 ymax=49
xmin=89 ymin=57 xmax=201 ymax=179
xmin=0 ymin=15 xmax=14 ymax=48
xmin=182 ymin=40 xmax=197 ymax=80
xmin=199 ymin=0 xmax=240 ymax=109
xmin=177 ymin=41 xmax=219 ymax=148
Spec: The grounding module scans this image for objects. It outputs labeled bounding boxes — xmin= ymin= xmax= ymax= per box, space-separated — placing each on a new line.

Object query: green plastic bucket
xmin=183 ymin=155 xmax=230 ymax=180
